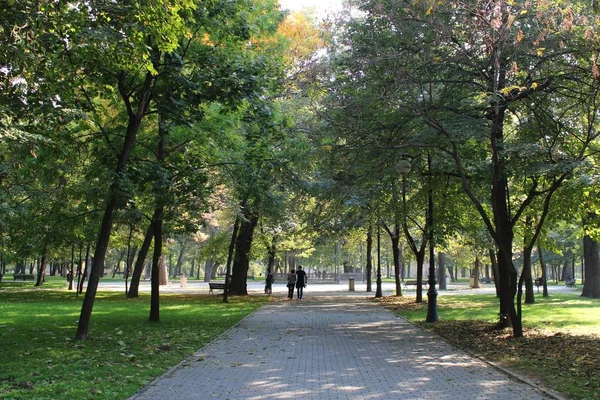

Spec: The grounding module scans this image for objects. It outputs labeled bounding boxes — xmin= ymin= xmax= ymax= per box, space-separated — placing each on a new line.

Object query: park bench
xmin=208 ymin=282 xmax=227 ymax=294
xmin=402 ymin=280 xmax=428 ymax=289
xmin=13 ymin=274 xmax=35 ymax=281
xmin=565 ymin=278 xmax=576 ymax=287
xmin=480 ymin=277 xmax=494 ymax=284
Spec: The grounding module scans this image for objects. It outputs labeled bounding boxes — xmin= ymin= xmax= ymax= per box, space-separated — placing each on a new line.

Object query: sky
xmin=279 ymin=0 xmax=344 ymax=18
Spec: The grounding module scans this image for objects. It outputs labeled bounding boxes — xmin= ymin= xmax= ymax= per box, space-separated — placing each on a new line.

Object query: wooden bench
xmin=13 ymin=274 xmax=35 ymax=281
xmin=480 ymin=277 xmax=494 ymax=284
xmin=208 ymin=282 xmax=227 ymax=294
xmin=402 ymin=280 xmax=428 ymax=289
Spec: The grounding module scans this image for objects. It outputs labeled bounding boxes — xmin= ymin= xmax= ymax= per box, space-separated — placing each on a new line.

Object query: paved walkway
xmin=130 ymin=293 xmax=559 ymax=400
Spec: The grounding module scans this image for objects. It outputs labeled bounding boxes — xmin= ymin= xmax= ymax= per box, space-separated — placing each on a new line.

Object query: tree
xmin=332 ymin=0 xmax=600 ymax=337
xmin=582 ymin=214 xmax=600 ymax=298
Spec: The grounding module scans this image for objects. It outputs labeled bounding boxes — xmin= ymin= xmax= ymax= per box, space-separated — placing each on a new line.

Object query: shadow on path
xmin=130 ymin=296 xmax=556 ymax=400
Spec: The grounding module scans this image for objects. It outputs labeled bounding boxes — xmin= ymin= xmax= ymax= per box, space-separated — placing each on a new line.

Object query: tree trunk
xmin=438 ymin=252 xmax=447 ymax=290
xmin=68 ymin=243 xmax=75 ymax=291
xmin=124 ymin=244 xmax=137 ymax=294
xmin=392 ymin=228 xmax=402 ymax=296
xmin=267 ymin=237 xmax=276 ymax=274
xmin=152 ymin=111 xmax=168 ymax=323
xmin=582 ymin=214 xmax=600 ymax=298
xmin=230 ymin=210 xmax=259 ymax=295
xmin=78 ymin=245 xmax=91 ymax=294
xmin=128 ymin=221 xmax=155 ymax=298
xmin=537 ymin=245 xmax=548 ymax=297
xmin=75 ymin=244 xmax=83 ymax=295
xmin=175 ymin=243 xmax=186 ymax=277
xmin=223 ymin=215 xmax=241 ymax=303
xmin=35 ymin=247 xmax=47 ymax=287
xmin=150 ymin=210 xmax=164 ymax=322
xmin=415 ymin=251 xmax=425 ymax=303
xmin=75 ymin=69 xmax=156 ymax=340
xmin=203 ymin=259 xmax=216 ymax=282
xmin=366 ymin=223 xmax=373 ymax=292
xmin=383 ymin=221 xmax=402 ymax=296
xmin=403 ymin=218 xmax=427 ymax=303
xmin=472 ymin=255 xmax=480 ymax=288
xmin=112 ymin=250 xmax=125 ymax=278
xmin=488 ymin=248 xmax=498 ymax=297
xmin=522 ymin=245 xmax=535 ymax=305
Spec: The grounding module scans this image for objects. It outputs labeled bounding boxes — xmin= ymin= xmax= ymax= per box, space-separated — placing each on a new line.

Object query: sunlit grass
xmin=393 ymin=292 xmax=600 ymax=333
xmin=0 ymin=287 xmax=267 ymax=399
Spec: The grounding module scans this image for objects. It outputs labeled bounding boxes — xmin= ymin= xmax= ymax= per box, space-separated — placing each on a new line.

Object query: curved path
xmin=129 ymin=291 xmax=561 ymax=400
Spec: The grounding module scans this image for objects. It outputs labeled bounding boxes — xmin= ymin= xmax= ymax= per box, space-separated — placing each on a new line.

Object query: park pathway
xmin=129 ymin=295 xmax=559 ymax=400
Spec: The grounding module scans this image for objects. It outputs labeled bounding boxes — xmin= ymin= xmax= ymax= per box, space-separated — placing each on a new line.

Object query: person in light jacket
xmin=286 ymin=270 xmax=296 ymax=299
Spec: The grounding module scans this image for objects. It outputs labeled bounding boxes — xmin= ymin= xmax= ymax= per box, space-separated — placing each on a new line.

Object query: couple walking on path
xmin=287 ymin=265 xmax=307 ymax=300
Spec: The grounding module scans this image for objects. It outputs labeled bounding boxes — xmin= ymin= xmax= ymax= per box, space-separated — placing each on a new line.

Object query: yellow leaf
xmin=515 ymin=29 xmax=524 ymax=44
xmin=426 ymin=6 xmax=433 ymax=16
xmin=536 ymin=48 xmax=545 ymax=56
xmin=531 ymin=82 xmax=538 ymax=90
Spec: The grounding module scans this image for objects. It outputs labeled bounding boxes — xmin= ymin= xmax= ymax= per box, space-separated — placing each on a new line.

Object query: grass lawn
xmin=378 ymin=290 xmax=600 ymax=400
xmin=0 ymin=281 xmax=267 ymax=399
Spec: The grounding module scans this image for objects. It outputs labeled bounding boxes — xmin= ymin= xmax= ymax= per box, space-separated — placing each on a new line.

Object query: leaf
xmin=515 ymin=29 xmax=524 ymax=44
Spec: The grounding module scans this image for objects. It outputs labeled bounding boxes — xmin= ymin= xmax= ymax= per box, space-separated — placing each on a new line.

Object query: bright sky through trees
xmin=279 ymin=0 xmax=343 ymax=17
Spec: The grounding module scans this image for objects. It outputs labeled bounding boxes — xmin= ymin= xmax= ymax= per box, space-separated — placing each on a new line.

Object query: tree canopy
xmin=1 ymin=0 xmax=600 ymax=341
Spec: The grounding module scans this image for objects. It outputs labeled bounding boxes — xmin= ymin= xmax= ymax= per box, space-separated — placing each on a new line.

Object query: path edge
xmin=127 ymin=300 xmax=267 ymax=399
xmin=384 ymin=303 xmax=570 ymax=400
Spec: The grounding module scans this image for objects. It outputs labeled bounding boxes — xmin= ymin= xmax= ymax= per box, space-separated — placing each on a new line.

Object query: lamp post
xmin=375 ymin=216 xmax=382 ymax=298
xmin=396 ymin=159 xmax=411 ymax=295
xmin=425 ymin=152 xmax=438 ymax=323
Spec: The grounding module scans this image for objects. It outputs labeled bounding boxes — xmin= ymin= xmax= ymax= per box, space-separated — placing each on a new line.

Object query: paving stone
xmin=130 ymin=296 xmax=557 ymax=400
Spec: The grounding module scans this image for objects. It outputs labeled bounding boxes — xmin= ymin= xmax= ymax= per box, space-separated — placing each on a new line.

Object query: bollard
xmin=348 ymin=277 xmax=355 ymax=291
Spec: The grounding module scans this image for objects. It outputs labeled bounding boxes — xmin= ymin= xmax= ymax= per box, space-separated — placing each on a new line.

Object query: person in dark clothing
xmin=286 ymin=269 xmax=296 ymax=299
xmin=295 ymin=265 xmax=307 ymax=300
xmin=265 ymin=271 xmax=274 ymax=295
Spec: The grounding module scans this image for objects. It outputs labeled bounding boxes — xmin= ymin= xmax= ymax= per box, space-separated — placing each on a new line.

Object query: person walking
xmin=286 ymin=269 xmax=296 ymax=299
xmin=295 ymin=265 xmax=307 ymax=300
xmin=265 ymin=270 xmax=274 ymax=295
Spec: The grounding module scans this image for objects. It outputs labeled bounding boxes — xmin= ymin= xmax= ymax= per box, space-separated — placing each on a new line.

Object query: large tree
xmin=326 ymin=0 xmax=600 ymax=337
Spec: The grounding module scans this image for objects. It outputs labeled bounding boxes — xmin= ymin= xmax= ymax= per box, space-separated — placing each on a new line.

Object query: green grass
xmin=396 ymin=292 xmax=600 ymax=334
xmin=0 ymin=286 xmax=267 ymax=399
